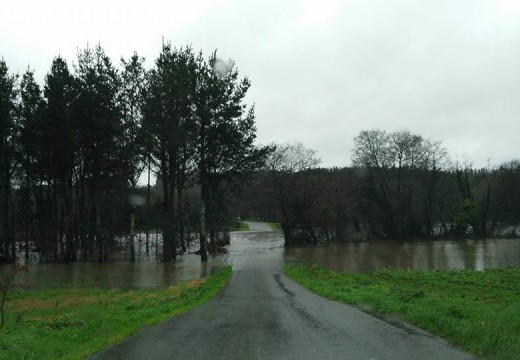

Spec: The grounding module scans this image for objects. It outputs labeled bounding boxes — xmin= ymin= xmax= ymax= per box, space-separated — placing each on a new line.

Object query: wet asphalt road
xmin=91 ymin=225 xmax=473 ymax=360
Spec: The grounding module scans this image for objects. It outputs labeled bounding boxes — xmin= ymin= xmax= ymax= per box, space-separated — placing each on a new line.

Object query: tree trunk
xmin=95 ymin=210 xmax=103 ymax=263
xmin=7 ymin=181 xmax=15 ymax=261
xmin=161 ymin=147 xmax=177 ymax=262
xmin=145 ymin=157 xmax=151 ymax=255
xmin=2 ymin=168 xmax=13 ymax=262
xmin=130 ymin=211 xmax=135 ymax=263
xmin=177 ymin=175 xmax=186 ymax=253
xmin=199 ymin=198 xmax=208 ymax=261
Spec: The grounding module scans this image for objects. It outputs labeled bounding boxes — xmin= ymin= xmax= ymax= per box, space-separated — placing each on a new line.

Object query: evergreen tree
xmin=72 ymin=44 xmax=124 ymax=262
xmin=193 ymin=52 xmax=272 ymax=260
xmin=119 ymin=52 xmax=147 ymax=262
xmin=43 ymin=56 xmax=77 ymax=261
xmin=0 ymin=60 xmax=18 ymax=262
xmin=18 ymin=68 xmax=47 ymax=258
xmin=119 ymin=53 xmax=147 ymax=188
xmin=143 ymin=44 xmax=199 ymax=261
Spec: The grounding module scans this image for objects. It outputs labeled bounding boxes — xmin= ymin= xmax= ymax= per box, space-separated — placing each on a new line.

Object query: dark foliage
xmin=231 ymin=133 xmax=520 ymax=245
xmin=0 ymin=43 xmax=269 ymax=263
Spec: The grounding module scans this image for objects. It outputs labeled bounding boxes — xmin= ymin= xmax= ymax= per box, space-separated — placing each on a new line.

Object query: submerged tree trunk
xmin=199 ymin=198 xmax=208 ymax=262
xmin=1 ymin=167 xmax=14 ymax=262
xmin=210 ymin=225 xmax=217 ymax=255
xmin=177 ymin=174 xmax=187 ymax=253
xmin=130 ymin=211 xmax=135 ymax=263
xmin=145 ymin=157 xmax=151 ymax=255
xmin=95 ymin=210 xmax=104 ymax=263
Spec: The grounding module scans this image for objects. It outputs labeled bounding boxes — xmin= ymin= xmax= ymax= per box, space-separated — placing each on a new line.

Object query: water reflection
xmin=6 ymin=232 xmax=520 ymax=289
xmin=11 ymin=231 xmax=285 ymax=290
xmin=11 ymin=251 xmax=227 ymax=290
xmin=284 ymin=238 xmax=520 ymax=273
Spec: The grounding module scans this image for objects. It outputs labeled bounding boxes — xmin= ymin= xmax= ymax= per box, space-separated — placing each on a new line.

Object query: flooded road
xmin=14 ymin=228 xmax=280 ymax=290
xmin=92 ymin=224 xmax=472 ymax=360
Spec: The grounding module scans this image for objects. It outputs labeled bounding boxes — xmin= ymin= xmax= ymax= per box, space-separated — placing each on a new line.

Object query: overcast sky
xmin=1 ymin=0 xmax=519 ymax=168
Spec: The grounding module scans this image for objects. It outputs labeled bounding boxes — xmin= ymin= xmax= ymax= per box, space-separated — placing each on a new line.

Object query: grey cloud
xmin=1 ymin=0 xmax=519 ymax=168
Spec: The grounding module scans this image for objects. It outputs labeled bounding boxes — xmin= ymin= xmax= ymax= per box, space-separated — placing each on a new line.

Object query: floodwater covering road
xmin=243 ymin=220 xmax=273 ymax=232
xmin=91 ymin=223 xmax=472 ymax=360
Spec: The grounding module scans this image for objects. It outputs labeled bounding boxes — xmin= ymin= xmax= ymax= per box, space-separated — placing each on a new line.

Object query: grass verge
xmin=285 ymin=263 xmax=520 ymax=360
xmin=267 ymin=222 xmax=281 ymax=230
xmin=0 ymin=266 xmax=232 ymax=360
xmin=229 ymin=221 xmax=249 ymax=231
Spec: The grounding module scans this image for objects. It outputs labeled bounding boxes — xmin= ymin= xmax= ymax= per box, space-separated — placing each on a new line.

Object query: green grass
xmin=0 ymin=266 xmax=232 ymax=360
xmin=286 ymin=263 xmax=520 ymax=360
xmin=229 ymin=221 xmax=249 ymax=231
xmin=267 ymin=222 xmax=282 ymax=230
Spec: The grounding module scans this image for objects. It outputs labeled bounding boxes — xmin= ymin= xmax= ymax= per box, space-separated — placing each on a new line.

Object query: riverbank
xmin=286 ymin=263 xmax=520 ymax=360
xmin=267 ymin=222 xmax=282 ymax=230
xmin=230 ymin=221 xmax=249 ymax=231
xmin=0 ymin=266 xmax=231 ymax=360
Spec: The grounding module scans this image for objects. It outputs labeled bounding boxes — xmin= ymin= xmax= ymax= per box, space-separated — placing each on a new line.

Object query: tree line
xmin=0 ymin=42 xmax=271 ymax=264
xmin=233 ymin=130 xmax=520 ymax=245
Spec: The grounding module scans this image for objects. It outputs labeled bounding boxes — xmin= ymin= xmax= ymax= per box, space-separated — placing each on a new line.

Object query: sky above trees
xmin=1 ymin=0 xmax=519 ymax=168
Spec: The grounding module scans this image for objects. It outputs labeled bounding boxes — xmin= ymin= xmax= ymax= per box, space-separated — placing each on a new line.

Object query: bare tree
xmin=352 ymin=129 xmax=449 ymax=237
xmin=265 ymin=142 xmax=321 ymax=245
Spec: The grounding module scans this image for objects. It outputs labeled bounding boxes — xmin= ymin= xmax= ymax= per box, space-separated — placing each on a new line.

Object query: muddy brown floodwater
xmin=285 ymin=237 xmax=520 ymax=272
xmin=7 ymin=229 xmax=520 ymax=290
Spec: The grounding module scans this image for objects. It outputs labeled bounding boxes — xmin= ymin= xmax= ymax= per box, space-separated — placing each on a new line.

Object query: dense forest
xmin=233 ymin=133 xmax=520 ymax=245
xmin=1 ymin=45 xmax=519 ymax=265
xmin=0 ymin=43 xmax=271 ymax=264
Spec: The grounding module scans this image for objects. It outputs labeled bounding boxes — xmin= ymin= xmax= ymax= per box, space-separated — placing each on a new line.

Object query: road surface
xmin=243 ymin=221 xmax=273 ymax=232
xmin=91 ymin=223 xmax=472 ymax=360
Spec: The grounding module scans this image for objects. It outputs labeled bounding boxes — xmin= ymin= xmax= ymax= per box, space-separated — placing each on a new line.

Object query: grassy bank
xmin=0 ymin=266 xmax=232 ymax=360
xmin=286 ymin=263 xmax=520 ymax=360
xmin=229 ymin=221 xmax=249 ymax=231
xmin=267 ymin=222 xmax=281 ymax=230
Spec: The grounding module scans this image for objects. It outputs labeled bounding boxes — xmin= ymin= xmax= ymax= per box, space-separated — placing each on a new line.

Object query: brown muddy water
xmin=6 ymin=230 xmax=520 ymax=289
xmin=284 ymin=237 xmax=520 ymax=273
